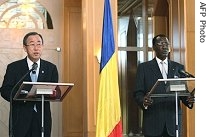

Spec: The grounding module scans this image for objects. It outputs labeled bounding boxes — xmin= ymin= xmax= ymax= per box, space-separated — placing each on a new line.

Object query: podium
xmin=147 ymin=78 xmax=195 ymax=137
xmin=13 ymin=81 xmax=74 ymax=137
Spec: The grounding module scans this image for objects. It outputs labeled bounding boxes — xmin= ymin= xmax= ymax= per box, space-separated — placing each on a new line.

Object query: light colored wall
xmin=62 ymin=1 xmax=83 ymax=136
xmin=184 ymin=0 xmax=195 ymax=137
xmin=0 ymin=0 xmax=64 ymax=137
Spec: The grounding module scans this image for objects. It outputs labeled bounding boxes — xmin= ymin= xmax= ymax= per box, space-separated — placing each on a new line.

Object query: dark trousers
xmin=25 ymin=111 xmax=41 ymax=137
xmin=144 ymin=125 xmax=176 ymax=137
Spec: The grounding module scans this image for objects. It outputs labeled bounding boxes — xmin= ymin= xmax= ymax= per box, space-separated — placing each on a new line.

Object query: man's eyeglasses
xmin=156 ymin=42 xmax=170 ymax=46
xmin=26 ymin=43 xmax=43 ymax=47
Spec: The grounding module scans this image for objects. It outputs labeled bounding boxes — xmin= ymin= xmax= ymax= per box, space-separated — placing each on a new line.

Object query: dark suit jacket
xmin=0 ymin=57 xmax=58 ymax=137
xmin=134 ymin=58 xmax=192 ymax=136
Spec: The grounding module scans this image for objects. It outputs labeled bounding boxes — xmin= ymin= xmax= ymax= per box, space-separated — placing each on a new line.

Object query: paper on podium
xmin=14 ymin=81 xmax=74 ymax=101
xmin=148 ymin=78 xmax=195 ymax=98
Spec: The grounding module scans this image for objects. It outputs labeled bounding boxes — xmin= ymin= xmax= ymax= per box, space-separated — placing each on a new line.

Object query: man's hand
xmin=143 ymin=94 xmax=153 ymax=109
xmin=187 ymin=94 xmax=195 ymax=106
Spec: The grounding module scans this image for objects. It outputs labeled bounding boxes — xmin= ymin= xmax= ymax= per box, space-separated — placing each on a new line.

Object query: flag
xmin=96 ymin=0 xmax=122 ymax=136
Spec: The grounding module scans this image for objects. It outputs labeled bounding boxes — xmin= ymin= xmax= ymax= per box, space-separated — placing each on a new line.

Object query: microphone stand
xmin=9 ymin=65 xmax=37 ymax=137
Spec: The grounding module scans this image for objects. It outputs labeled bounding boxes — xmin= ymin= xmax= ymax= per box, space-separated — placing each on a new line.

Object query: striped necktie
xmin=31 ymin=63 xmax=38 ymax=82
xmin=31 ymin=62 xmax=38 ymax=112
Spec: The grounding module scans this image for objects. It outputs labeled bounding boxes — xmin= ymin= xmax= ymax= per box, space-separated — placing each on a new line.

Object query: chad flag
xmin=96 ymin=0 xmax=122 ymax=136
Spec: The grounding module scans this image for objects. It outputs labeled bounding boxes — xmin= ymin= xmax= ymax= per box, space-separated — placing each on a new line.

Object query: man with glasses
xmin=1 ymin=32 xmax=58 ymax=137
xmin=134 ymin=34 xmax=195 ymax=137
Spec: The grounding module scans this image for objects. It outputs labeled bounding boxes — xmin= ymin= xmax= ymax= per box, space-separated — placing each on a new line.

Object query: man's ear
xmin=152 ymin=45 xmax=157 ymax=52
xmin=23 ymin=45 xmax=27 ymax=52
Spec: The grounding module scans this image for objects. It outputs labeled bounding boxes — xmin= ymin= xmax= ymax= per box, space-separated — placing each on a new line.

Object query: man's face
xmin=23 ymin=34 xmax=43 ymax=62
xmin=153 ymin=36 xmax=170 ymax=60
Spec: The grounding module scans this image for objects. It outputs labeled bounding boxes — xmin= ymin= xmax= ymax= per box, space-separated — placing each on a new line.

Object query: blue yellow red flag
xmin=96 ymin=0 xmax=122 ymax=136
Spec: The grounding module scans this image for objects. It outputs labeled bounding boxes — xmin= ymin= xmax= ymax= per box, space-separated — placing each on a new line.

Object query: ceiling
xmin=118 ymin=0 xmax=154 ymax=17
xmin=118 ymin=0 xmax=168 ymax=17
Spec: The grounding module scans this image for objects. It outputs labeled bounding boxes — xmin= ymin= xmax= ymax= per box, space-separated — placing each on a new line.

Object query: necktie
xmin=31 ymin=62 xmax=38 ymax=82
xmin=31 ymin=63 xmax=38 ymax=112
xmin=160 ymin=61 xmax=167 ymax=79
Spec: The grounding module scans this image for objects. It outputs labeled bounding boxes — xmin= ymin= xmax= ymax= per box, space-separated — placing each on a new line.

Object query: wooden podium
xmin=14 ymin=81 xmax=74 ymax=137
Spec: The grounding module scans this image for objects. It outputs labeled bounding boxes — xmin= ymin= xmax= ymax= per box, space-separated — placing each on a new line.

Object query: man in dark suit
xmin=134 ymin=34 xmax=194 ymax=137
xmin=0 ymin=32 xmax=58 ymax=137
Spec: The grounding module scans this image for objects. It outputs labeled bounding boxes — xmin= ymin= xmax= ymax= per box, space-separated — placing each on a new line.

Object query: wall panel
xmin=63 ymin=3 xmax=83 ymax=137
xmin=0 ymin=0 xmax=63 ymax=136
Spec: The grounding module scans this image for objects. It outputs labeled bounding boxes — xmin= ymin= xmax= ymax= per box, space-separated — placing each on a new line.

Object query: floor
xmin=123 ymin=132 xmax=144 ymax=137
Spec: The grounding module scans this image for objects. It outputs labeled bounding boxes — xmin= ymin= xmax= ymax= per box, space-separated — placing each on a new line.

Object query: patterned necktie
xmin=31 ymin=63 xmax=37 ymax=82
xmin=31 ymin=62 xmax=38 ymax=112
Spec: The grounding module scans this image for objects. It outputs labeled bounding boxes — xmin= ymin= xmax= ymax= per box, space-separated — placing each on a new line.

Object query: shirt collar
xmin=27 ymin=57 xmax=40 ymax=70
xmin=156 ymin=57 xmax=168 ymax=65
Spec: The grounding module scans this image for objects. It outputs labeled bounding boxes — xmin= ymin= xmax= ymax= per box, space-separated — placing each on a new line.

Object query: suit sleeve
xmin=51 ymin=64 xmax=59 ymax=83
xmin=177 ymin=64 xmax=194 ymax=109
xmin=0 ymin=64 xmax=16 ymax=102
xmin=134 ymin=63 xmax=147 ymax=109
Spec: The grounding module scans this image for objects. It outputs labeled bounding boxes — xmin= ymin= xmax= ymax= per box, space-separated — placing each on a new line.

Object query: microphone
xmin=9 ymin=63 xmax=38 ymax=137
xmin=178 ymin=69 xmax=195 ymax=78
